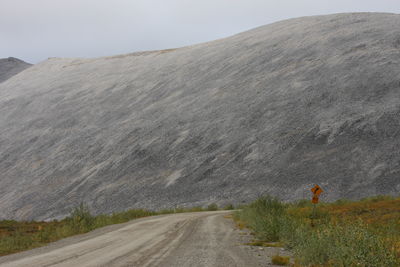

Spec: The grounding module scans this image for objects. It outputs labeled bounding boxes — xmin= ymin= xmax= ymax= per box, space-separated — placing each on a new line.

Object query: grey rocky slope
xmin=0 ymin=57 xmax=31 ymax=83
xmin=1 ymin=13 xmax=400 ymax=220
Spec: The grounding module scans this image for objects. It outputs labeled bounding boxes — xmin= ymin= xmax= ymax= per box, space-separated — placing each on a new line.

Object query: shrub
xmin=207 ymin=203 xmax=218 ymax=211
xmin=238 ymin=196 xmax=286 ymax=241
xmin=223 ymin=204 xmax=235 ymax=210
xmin=65 ymin=203 xmax=95 ymax=233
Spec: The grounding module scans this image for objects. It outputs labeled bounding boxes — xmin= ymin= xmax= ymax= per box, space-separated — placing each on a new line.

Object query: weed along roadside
xmin=234 ymin=195 xmax=400 ymax=267
xmin=0 ymin=202 xmax=231 ymax=256
xmin=310 ymin=184 xmax=323 ymax=227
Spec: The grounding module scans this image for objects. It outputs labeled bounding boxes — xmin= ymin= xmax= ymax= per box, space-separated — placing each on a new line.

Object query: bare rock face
xmin=1 ymin=13 xmax=400 ymax=220
xmin=0 ymin=57 xmax=31 ymax=83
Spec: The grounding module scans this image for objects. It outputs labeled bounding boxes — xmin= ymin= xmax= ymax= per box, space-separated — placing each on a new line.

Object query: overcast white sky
xmin=1 ymin=0 xmax=399 ymax=63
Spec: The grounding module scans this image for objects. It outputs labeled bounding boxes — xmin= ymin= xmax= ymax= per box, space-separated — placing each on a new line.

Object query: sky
xmin=1 ymin=0 xmax=399 ymax=63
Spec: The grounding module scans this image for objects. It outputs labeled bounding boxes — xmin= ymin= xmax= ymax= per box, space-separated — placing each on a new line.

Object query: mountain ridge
xmin=0 ymin=57 xmax=31 ymax=83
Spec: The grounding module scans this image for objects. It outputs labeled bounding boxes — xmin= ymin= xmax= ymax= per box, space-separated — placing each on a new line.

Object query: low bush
xmin=236 ymin=196 xmax=286 ymax=241
xmin=223 ymin=204 xmax=235 ymax=210
xmin=207 ymin=203 xmax=219 ymax=211
xmin=65 ymin=203 xmax=95 ymax=233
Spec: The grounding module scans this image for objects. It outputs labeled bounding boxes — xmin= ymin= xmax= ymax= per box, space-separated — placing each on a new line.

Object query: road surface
xmin=0 ymin=211 xmax=285 ymax=267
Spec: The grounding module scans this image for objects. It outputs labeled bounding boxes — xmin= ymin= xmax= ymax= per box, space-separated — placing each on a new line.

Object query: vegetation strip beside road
xmin=235 ymin=195 xmax=400 ymax=266
xmin=0 ymin=203 xmax=230 ymax=256
xmin=2 ymin=196 xmax=399 ymax=267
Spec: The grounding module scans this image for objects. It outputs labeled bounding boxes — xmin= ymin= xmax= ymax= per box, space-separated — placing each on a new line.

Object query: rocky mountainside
xmin=0 ymin=57 xmax=31 ymax=83
xmin=1 ymin=13 xmax=400 ymax=220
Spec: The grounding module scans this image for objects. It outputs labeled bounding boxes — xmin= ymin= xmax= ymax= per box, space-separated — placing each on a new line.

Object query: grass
xmin=234 ymin=195 xmax=400 ymax=267
xmin=0 ymin=202 xmax=229 ymax=256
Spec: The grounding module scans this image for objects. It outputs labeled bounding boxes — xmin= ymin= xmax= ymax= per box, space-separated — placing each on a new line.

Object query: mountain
xmin=1 ymin=13 xmax=400 ymax=220
xmin=0 ymin=57 xmax=31 ymax=83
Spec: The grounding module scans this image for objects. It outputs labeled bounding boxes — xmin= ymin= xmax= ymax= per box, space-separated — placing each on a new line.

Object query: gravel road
xmin=0 ymin=211 xmax=284 ymax=267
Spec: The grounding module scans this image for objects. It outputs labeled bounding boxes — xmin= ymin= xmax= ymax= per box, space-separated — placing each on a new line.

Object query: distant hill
xmin=0 ymin=57 xmax=31 ymax=83
xmin=1 ymin=13 xmax=400 ymax=220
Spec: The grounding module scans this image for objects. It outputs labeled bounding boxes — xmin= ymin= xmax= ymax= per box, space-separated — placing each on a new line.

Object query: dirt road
xmin=0 ymin=211 xmax=284 ymax=267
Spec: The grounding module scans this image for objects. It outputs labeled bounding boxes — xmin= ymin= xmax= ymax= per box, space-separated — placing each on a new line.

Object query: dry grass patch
xmin=245 ymin=241 xmax=284 ymax=247
xmin=235 ymin=220 xmax=246 ymax=230
xmin=271 ymin=255 xmax=290 ymax=265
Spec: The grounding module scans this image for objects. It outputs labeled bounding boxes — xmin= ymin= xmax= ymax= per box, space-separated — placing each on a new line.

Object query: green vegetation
xmin=235 ymin=195 xmax=400 ymax=267
xmin=207 ymin=203 xmax=219 ymax=211
xmin=0 ymin=203 xmax=220 ymax=256
xmin=223 ymin=204 xmax=235 ymax=210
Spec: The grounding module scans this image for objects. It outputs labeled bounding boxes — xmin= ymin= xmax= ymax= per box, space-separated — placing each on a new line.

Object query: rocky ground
xmin=0 ymin=13 xmax=400 ymax=220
